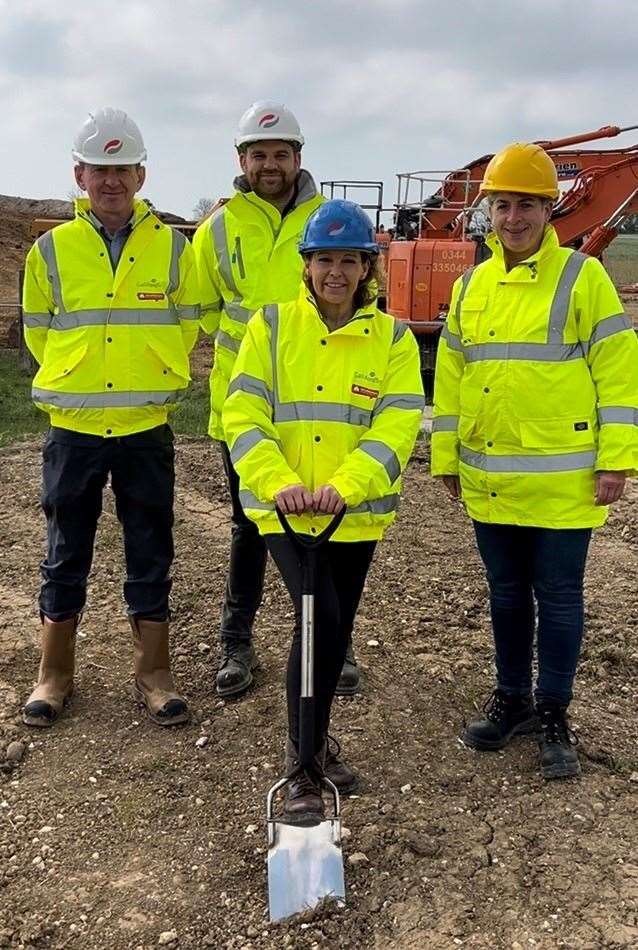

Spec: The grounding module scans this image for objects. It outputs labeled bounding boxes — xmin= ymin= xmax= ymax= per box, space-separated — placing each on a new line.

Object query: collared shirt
xmin=88 ymin=210 xmax=133 ymax=269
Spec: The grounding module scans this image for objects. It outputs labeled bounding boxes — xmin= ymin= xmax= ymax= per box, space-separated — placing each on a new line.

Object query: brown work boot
xmin=324 ymin=735 xmax=359 ymax=794
xmin=283 ymin=738 xmax=325 ymax=826
xmin=130 ymin=618 xmax=190 ymax=726
xmin=23 ymin=616 xmax=78 ymax=728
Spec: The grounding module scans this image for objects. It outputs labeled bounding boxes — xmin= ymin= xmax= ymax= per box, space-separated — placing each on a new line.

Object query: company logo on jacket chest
xmin=136 ymin=278 xmax=165 ymax=301
xmin=352 ymin=370 xmax=379 ymax=399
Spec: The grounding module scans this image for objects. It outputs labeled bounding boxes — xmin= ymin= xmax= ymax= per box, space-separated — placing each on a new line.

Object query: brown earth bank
xmin=0 ymin=439 xmax=637 ymax=950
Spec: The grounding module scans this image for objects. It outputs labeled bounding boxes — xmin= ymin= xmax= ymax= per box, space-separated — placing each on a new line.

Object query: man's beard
xmin=252 ymin=170 xmax=296 ymax=201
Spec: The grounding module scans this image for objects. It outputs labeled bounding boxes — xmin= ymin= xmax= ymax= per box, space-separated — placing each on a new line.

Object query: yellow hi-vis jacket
xmin=431 ymin=226 xmax=638 ymax=528
xmin=192 ymin=170 xmax=324 ymax=439
xmin=23 ymin=198 xmax=200 ymax=438
xmin=222 ymin=290 xmax=425 ymax=541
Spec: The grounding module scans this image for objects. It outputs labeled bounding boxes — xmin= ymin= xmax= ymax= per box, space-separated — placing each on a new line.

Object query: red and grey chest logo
xmin=351 ymin=383 xmax=379 ymax=399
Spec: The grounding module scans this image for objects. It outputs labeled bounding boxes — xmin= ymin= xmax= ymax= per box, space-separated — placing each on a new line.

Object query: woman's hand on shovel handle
xmin=275 ymin=483 xmax=314 ymax=514
xmin=312 ymin=485 xmax=345 ymax=515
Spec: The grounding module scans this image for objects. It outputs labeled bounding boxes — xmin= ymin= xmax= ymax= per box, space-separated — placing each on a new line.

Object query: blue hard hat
xmin=299 ymin=199 xmax=379 ymax=255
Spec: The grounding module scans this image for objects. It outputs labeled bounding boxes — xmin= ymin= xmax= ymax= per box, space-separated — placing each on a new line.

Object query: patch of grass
xmin=171 ymin=374 xmax=210 ymax=437
xmin=605 ymin=234 xmax=638 ymax=287
xmin=0 ymin=349 xmax=48 ymax=447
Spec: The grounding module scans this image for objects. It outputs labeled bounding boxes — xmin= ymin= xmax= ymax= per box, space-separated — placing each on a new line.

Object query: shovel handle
xmin=275 ymin=505 xmax=346 ymax=549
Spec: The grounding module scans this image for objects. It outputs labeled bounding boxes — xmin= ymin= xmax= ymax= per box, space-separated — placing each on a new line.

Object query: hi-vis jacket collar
xmin=487 ymin=224 xmax=560 ymax=277
xmin=303 ymin=290 xmax=377 ymax=334
xmin=232 ymin=169 xmax=319 ymax=208
xmin=74 ymin=197 xmax=153 ymax=230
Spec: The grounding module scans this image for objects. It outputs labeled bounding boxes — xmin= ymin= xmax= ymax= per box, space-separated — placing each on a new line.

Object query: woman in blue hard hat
xmin=223 ymin=199 xmax=424 ymax=824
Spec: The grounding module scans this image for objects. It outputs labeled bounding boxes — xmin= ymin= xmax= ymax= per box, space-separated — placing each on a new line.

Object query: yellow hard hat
xmin=482 ymin=142 xmax=559 ymax=200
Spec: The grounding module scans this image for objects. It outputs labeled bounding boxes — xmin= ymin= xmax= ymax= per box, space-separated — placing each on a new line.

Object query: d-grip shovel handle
xmin=275 ymin=505 xmax=346 ymax=770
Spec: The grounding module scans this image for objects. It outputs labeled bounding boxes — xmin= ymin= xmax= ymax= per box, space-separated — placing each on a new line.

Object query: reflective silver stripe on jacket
xmin=441 ymin=324 xmax=464 ymax=354
xmin=588 ymin=313 xmax=633 ymax=348
xmin=23 ymin=312 xmax=52 ymax=329
xmin=358 ymin=439 xmax=401 ymax=483
xmin=32 ymin=388 xmax=182 ymax=408
xmin=216 ymin=330 xmax=241 ymax=354
xmin=432 ymin=414 xmax=459 ymax=433
xmin=392 ymin=320 xmax=408 ymax=344
xmin=373 ymin=393 xmax=425 ymax=416
xmin=230 ymin=427 xmax=280 ymax=465
xmin=239 ymin=490 xmax=399 ymax=515
xmin=263 ymin=303 xmax=280 ymax=404
xmin=177 ymin=304 xmax=201 ymax=321
xmin=454 ymin=267 xmax=475 ymax=320
xmin=38 ymin=231 xmax=63 ymax=311
xmin=464 ymin=341 xmax=585 ymax=363
xmin=167 ymin=230 xmax=187 ymax=297
xmin=224 ymin=300 xmax=254 ymax=324
xmin=598 ymin=406 xmax=638 ymax=425
xmin=48 ymin=309 xmax=181 ymax=329
xmin=460 ymin=446 xmax=596 ymax=473
xmin=212 ymin=212 xmax=239 ymax=296
xmin=226 ymin=373 xmax=273 ymax=404
xmin=547 ymin=252 xmax=588 ymax=343
xmin=274 ymin=401 xmax=372 ymax=426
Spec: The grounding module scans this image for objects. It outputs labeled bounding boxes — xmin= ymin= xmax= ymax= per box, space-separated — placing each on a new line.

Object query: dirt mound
xmin=0 ymin=438 xmax=636 ymax=949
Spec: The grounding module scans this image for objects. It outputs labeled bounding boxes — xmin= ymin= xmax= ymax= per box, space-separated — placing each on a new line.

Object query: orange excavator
xmin=386 ymin=124 xmax=638 ymax=395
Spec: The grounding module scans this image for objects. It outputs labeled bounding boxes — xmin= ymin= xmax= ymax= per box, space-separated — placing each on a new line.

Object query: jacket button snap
xmin=106 ymin=382 xmax=113 ymax=388
xmin=316 ymin=385 xmax=323 ymax=391
xmin=487 ymin=441 xmax=493 ymax=447
xmin=106 ymin=429 xmax=112 ymax=435
xmin=489 ymin=330 xmax=496 ymax=337
xmin=314 ymin=436 xmax=321 ymax=443
xmin=129 ymin=256 xmax=134 ymax=262
xmin=321 ymin=339 xmax=327 ymax=346
xmin=490 ymin=491 xmax=497 ymax=497
xmin=106 ymin=337 xmax=112 ymax=343
xmin=483 ymin=387 xmax=490 ymax=394
xmin=154 ymin=224 xmax=160 ymax=230
xmin=364 ymin=328 xmax=370 ymax=335
xmin=163 ymin=369 xmax=168 ymax=375
xmin=106 ymin=293 xmax=113 ymax=298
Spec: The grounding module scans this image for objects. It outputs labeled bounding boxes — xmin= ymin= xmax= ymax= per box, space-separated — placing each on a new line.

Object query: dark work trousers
xmin=219 ymin=441 xmax=268 ymax=645
xmin=473 ymin=522 xmax=592 ymax=706
xmin=265 ymin=534 xmax=376 ymax=753
xmin=40 ymin=425 xmax=175 ymax=621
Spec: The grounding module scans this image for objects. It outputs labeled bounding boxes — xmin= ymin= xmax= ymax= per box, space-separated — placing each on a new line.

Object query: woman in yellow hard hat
xmin=432 ymin=141 xmax=638 ymax=780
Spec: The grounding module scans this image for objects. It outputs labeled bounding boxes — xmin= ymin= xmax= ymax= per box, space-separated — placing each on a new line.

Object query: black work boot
xmin=283 ymin=739 xmax=325 ymax=826
xmin=537 ymin=703 xmax=581 ymax=780
xmin=215 ymin=642 xmax=258 ymax=698
xmin=335 ymin=641 xmax=360 ymax=696
xmin=462 ymin=689 xmax=538 ymax=750
xmin=324 ymin=735 xmax=359 ymax=794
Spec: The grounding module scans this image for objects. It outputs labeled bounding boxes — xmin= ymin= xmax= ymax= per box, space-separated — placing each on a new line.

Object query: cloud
xmin=0 ymin=0 xmax=636 ymax=216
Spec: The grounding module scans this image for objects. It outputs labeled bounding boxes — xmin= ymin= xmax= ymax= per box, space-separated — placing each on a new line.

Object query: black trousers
xmin=40 ymin=425 xmax=175 ymax=621
xmin=265 ymin=534 xmax=376 ymax=753
xmin=219 ymin=441 xmax=268 ymax=644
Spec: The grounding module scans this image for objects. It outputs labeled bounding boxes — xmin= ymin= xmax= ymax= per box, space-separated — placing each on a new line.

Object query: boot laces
xmin=538 ymin=705 xmax=578 ymax=746
xmin=483 ymin=689 xmax=512 ymax=723
xmin=326 ymin=734 xmax=342 ymax=761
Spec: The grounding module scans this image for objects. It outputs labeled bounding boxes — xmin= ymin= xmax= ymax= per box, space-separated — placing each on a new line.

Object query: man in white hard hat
xmin=21 ymin=107 xmax=200 ymax=729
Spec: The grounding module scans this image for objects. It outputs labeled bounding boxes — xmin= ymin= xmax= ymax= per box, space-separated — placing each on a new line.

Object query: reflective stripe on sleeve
xmin=37 ymin=231 xmax=63 ymax=311
xmin=460 ymin=446 xmax=596 ymax=473
xmin=23 ymin=312 xmax=52 ymax=329
xmin=454 ymin=267 xmax=475 ymax=320
xmin=373 ymin=393 xmax=425 ymax=416
xmin=225 ymin=300 xmax=254 ymax=324
xmin=358 ymin=439 xmax=401 ymax=483
xmin=216 ymin=330 xmax=241 ymax=354
xmin=392 ymin=320 xmax=408 ymax=343
xmin=230 ymin=427 xmax=279 ymax=465
xmin=598 ymin=406 xmax=638 ymax=425
xmin=441 ymin=324 xmax=465 ymax=354
xmin=32 ymin=388 xmax=182 ymax=408
xmin=226 ymin=373 xmax=273 ymax=404
xmin=588 ymin=313 xmax=633 ymax=348
xmin=547 ymin=252 xmax=588 ymax=343
xmin=212 ymin=212 xmax=239 ymax=296
xmin=238 ymin=490 xmax=399 ymax=515
xmin=432 ymin=414 xmax=459 ymax=433
xmin=168 ymin=230 xmax=187 ymax=297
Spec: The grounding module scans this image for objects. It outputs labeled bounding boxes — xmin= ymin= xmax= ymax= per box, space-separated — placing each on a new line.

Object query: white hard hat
xmin=72 ymin=107 xmax=147 ymax=165
xmin=234 ymin=100 xmax=304 ymax=149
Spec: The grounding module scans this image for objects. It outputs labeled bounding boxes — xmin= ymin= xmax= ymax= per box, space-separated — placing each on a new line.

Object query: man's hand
xmin=312 ymin=485 xmax=345 ymax=515
xmin=595 ymin=470 xmax=626 ymax=506
xmin=436 ymin=475 xmax=462 ymax=499
xmin=275 ymin=483 xmax=314 ymax=514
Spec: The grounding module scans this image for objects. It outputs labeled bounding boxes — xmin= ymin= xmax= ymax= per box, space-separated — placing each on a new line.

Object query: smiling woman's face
xmin=305 ymin=250 xmax=369 ymax=310
xmin=489 ymin=192 xmax=552 ymax=265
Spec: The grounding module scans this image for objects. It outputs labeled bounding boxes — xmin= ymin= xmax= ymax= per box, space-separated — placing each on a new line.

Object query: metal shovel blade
xmin=267 ymin=816 xmax=345 ymax=923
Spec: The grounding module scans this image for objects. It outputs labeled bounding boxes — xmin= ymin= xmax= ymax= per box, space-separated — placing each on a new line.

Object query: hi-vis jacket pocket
xmin=519 ymin=416 xmax=597 ymax=449
xmin=36 ymin=342 xmax=89 ymax=385
xmin=459 ymin=295 xmax=487 ymax=344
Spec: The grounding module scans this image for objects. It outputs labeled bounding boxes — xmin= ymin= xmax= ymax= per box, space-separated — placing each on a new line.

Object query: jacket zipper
xmin=234 ymin=236 xmax=246 ymax=279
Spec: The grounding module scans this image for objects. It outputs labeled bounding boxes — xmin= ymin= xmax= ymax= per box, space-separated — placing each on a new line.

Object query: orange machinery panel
xmin=387 ymin=238 xmax=477 ymax=332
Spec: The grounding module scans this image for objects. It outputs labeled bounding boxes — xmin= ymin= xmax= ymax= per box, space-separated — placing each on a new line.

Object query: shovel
xmin=267 ymin=505 xmax=347 ymax=923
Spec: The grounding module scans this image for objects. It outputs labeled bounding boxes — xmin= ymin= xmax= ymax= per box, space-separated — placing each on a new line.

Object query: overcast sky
xmin=1 ymin=0 xmax=637 ymax=221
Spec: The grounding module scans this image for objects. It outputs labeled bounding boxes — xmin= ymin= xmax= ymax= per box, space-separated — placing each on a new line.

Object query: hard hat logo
xmin=104 ymin=139 xmax=123 ymax=155
xmin=258 ymin=113 xmax=279 ymax=129
xmin=327 ymin=221 xmax=346 ymax=236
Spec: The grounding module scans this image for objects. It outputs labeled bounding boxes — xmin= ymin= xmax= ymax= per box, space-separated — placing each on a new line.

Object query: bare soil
xmin=0 ymin=438 xmax=637 ymax=950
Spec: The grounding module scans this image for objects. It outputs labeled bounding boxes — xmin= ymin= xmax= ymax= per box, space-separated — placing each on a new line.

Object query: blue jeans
xmin=473 ymin=522 xmax=592 ymax=706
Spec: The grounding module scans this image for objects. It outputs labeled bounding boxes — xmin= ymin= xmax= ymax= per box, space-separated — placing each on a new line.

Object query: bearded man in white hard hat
xmin=21 ymin=107 xmax=200 ymax=729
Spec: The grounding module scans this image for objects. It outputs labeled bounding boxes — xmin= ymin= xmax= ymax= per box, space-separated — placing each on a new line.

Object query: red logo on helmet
xmin=104 ymin=139 xmax=123 ymax=154
xmin=327 ymin=220 xmax=346 ymax=236
xmin=258 ymin=113 xmax=280 ymax=129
